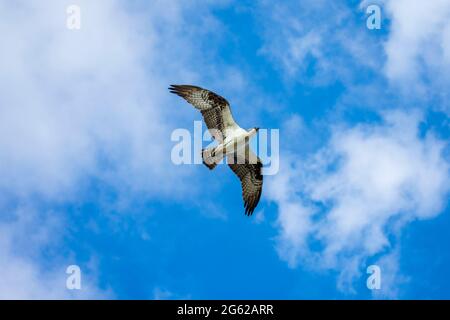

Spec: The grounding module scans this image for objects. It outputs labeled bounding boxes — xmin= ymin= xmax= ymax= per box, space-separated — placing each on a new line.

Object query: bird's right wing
xmin=169 ymin=85 xmax=240 ymax=142
xmin=228 ymin=148 xmax=263 ymax=216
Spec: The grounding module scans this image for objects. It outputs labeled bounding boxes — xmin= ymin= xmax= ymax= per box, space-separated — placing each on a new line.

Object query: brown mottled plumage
xmin=169 ymin=84 xmax=263 ymax=216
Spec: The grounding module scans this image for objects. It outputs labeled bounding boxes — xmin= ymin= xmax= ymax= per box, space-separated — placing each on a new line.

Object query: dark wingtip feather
xmin=168 ymin=84 xmax=180 ymax=93
xmin=168 ymin=85 xmax=187 ymax=98
xmin=169 ymin=85 xmax=195 ymax=99
xmin=244 ymin=203 xmax=254 ymax=216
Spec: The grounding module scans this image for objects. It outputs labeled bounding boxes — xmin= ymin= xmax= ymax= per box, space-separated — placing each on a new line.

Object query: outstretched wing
xmin=169 ymin=84 xmax=240 ymax=142
xmin=228 ymin=148 xmax=263 ymax=216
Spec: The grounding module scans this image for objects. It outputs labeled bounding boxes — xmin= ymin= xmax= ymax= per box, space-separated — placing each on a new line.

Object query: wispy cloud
xmin=382 ymin=0 xmax=450 ymax=89
xmin=255 ymin=0 xmax=450 ymax=297
xmin=0 ymin=204 xmax=111 ymax=299
xmin=257 ymin=0 xmax=381 ymax=86
xmin=267 ymin=111 xmax=449 ymax=296
xmin=1 ymin=0 xmax=449 ymax=299
xmin=0 ymin=0 xmax=233 ymax=298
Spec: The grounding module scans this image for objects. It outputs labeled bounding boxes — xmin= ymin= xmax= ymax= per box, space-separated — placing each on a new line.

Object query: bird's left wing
xmin=228 ymin=148 xmax=263 ymax=216
xmin=169 ymin=84 xmax=240 ymax=142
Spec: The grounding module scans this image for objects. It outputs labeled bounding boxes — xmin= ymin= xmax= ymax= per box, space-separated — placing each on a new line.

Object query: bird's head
xmin=248 ymin=127 xmax=260 ymax=136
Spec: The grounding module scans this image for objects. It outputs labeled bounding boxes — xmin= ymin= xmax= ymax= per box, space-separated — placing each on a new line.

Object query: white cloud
xmin=382 ymin=0 xmax=450 ymax=90
xmin=0 ymin=0 xmax=200 ymax=200
xmin=0 ymin=205 xmax=111 ymax=299
xmin=0 ymin=0 xmax=234 ymax=298
xmin=267 ymin=111 xmax=450 ymax=295
xmin=259 ymin=0 xmax=450 ymax=115
xmin=359 ymin=0 xmax=450 ymax=111
xmin=254 ymin=0 xmax=450 ymax=297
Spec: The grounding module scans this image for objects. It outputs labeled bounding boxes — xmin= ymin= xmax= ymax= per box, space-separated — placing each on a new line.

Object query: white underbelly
xmin=217 ymin=129 xmax=248 ymax=156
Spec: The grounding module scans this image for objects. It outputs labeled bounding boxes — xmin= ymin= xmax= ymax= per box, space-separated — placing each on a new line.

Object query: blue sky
xmin=0 ymin=0 xmax=449 ymax=299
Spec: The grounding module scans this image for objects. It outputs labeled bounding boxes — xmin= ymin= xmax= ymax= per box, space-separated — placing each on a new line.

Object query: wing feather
xmin=228 ymin=149 xmax=263 ymax=216
xmin=169 ymin=84 xmax=239 ymax=142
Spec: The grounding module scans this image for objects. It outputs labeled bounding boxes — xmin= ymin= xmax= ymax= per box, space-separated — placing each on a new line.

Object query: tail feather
xmin=202 ymin=148 xmax=218 ymax=170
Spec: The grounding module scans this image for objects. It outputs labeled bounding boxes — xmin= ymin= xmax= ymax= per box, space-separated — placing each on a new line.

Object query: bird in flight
xmin=169 ymin=84 xmax=263 ymax=216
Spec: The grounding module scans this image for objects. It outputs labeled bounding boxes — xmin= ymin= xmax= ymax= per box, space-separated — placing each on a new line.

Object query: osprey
xmin=169 ymin=84 xmax=263 ymax=216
